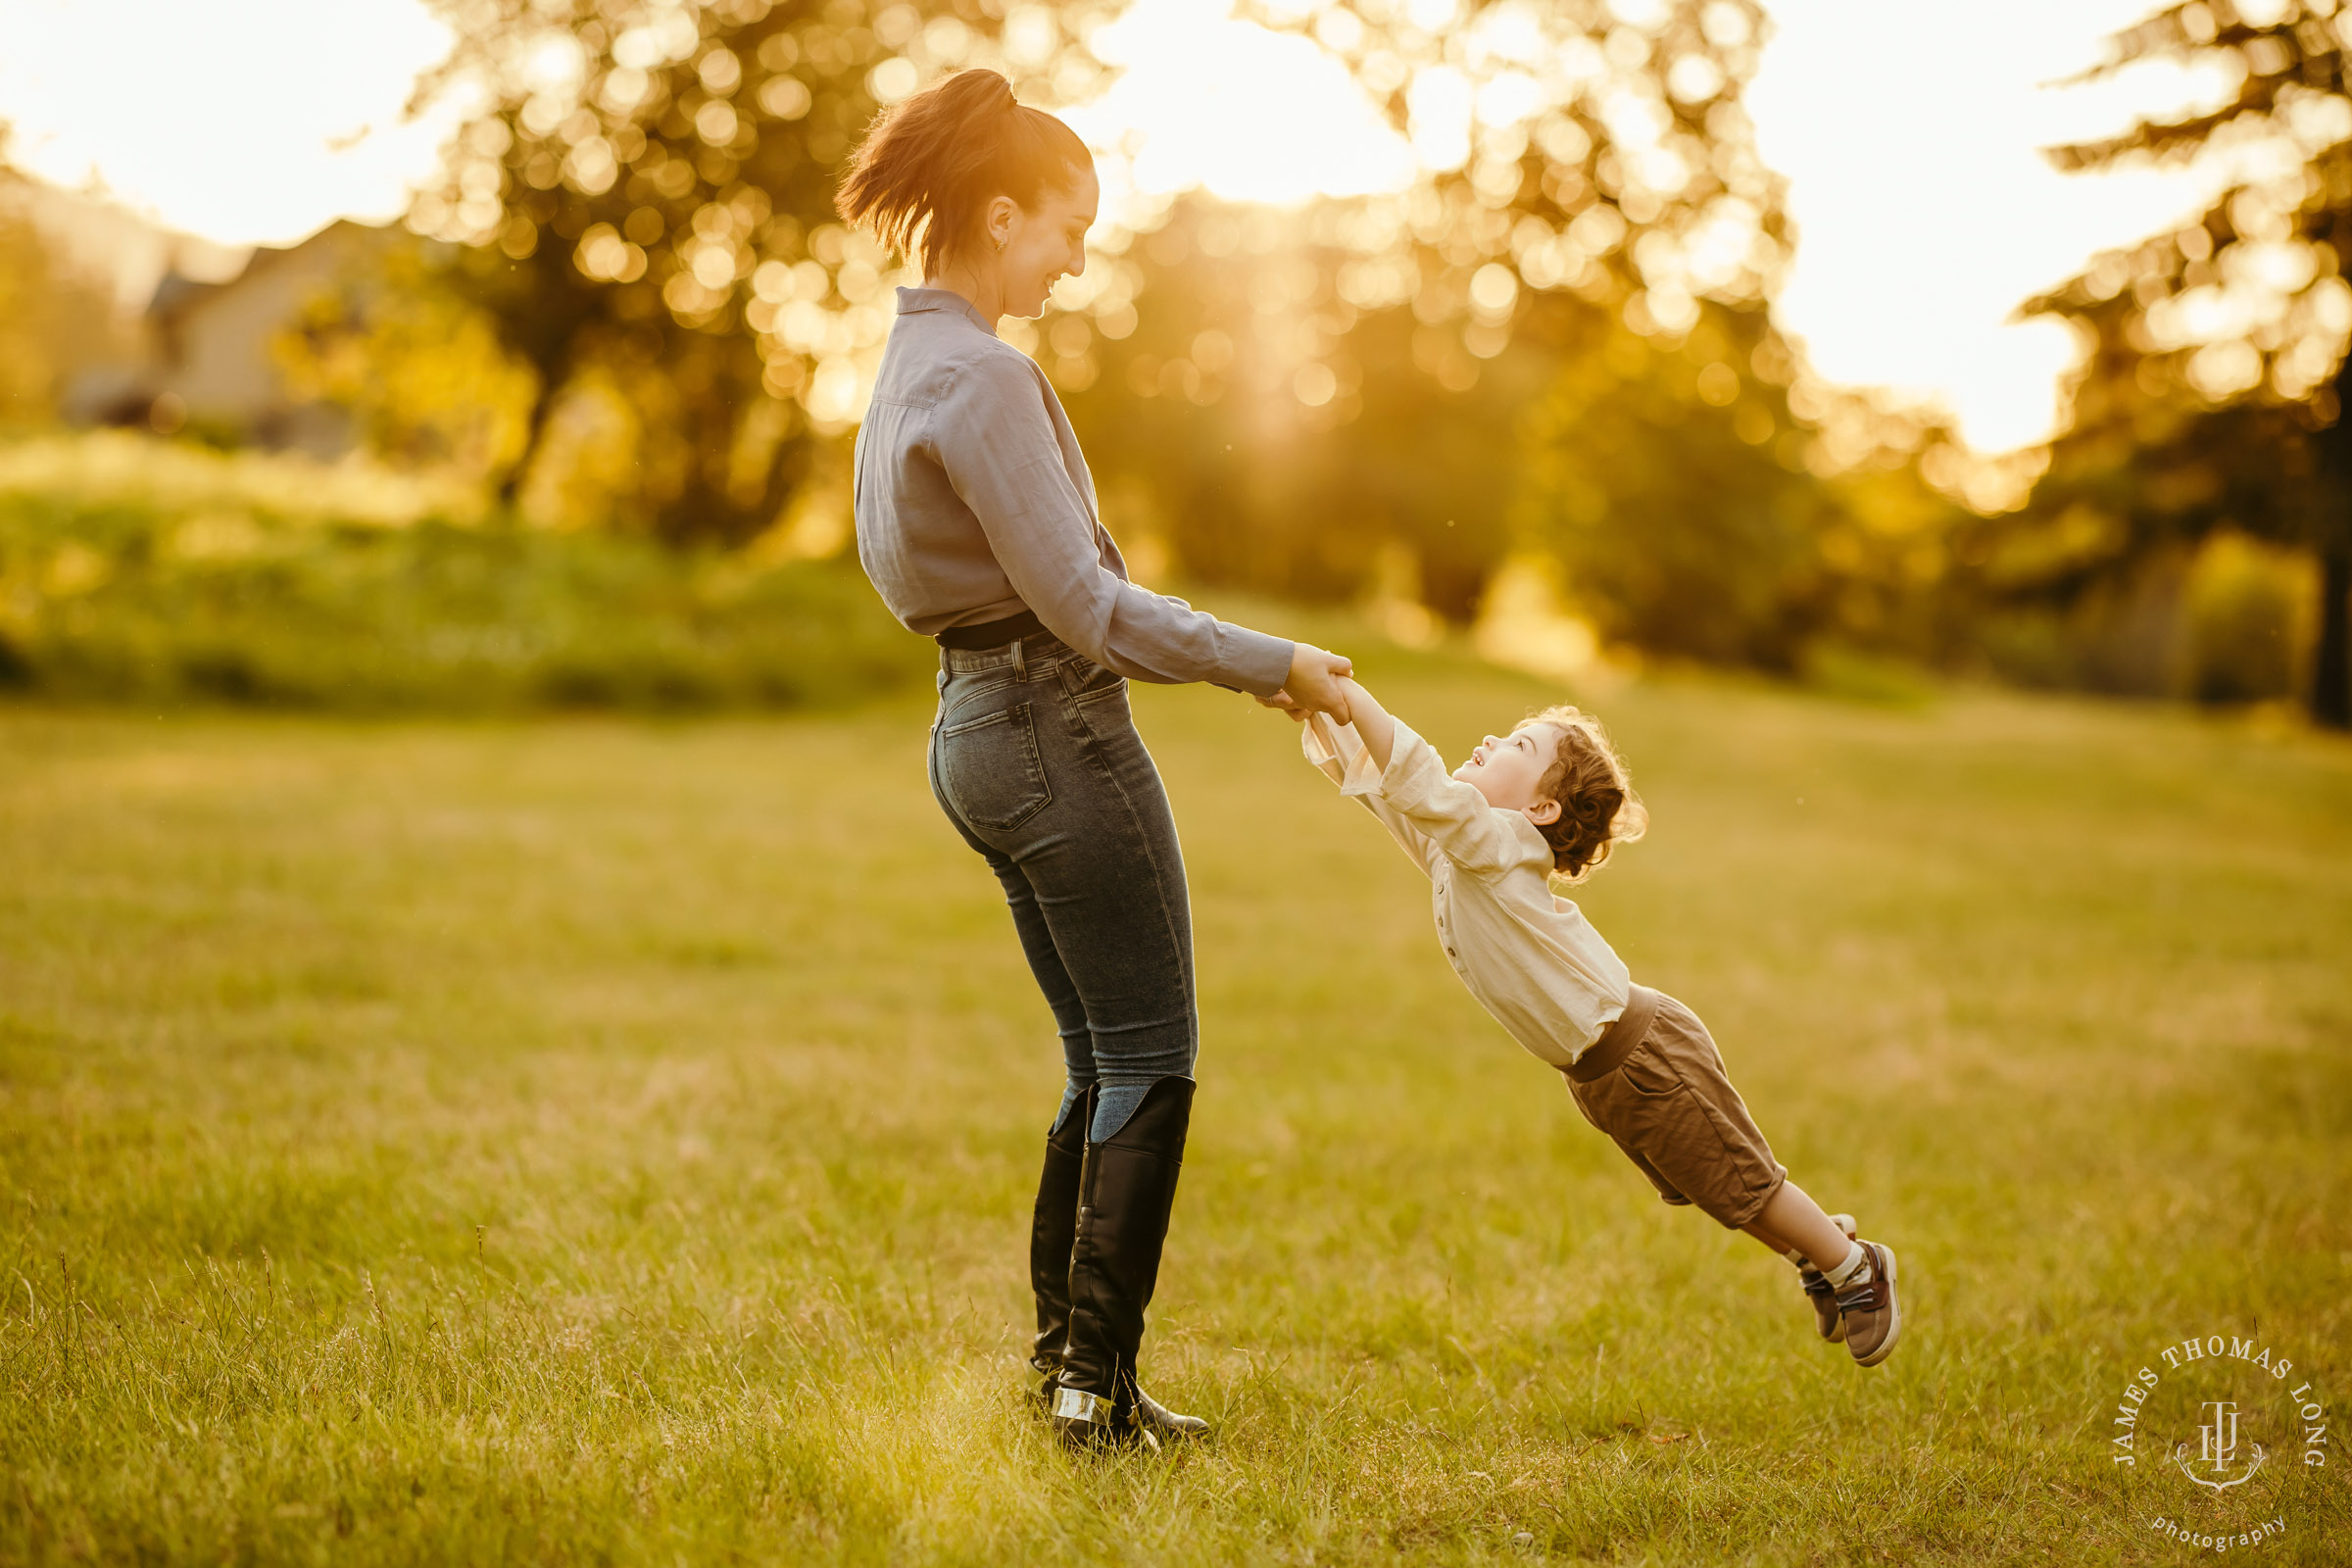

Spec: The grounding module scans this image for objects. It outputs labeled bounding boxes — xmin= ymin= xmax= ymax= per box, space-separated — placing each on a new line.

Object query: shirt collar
xmin=895 ymin=285 xmax=996 ymax=335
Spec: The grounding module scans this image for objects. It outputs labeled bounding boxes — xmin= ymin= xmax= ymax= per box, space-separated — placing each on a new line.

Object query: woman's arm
xmin=929 ymin=351 xmax=1349 ymax=706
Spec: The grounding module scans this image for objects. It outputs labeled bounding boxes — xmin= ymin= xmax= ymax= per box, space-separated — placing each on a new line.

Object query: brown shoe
xmin=1835 ymin=1241 xmax=1902 ymax=1368
xmin=1797 ymin=1213 xmax=1859 ymax=1343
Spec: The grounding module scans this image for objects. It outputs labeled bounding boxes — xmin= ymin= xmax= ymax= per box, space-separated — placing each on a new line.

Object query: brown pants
xmin=1564 ymin=985 xmax=1787 ymax=1229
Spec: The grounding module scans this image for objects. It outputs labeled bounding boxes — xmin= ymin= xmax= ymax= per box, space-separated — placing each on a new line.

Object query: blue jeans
xmin=928 ymin=634 xmax=1198 ymax=1143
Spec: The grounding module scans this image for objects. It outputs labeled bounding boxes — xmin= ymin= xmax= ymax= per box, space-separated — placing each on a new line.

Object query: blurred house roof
xmin=94 ymin=218 xmax=399 ymax=454
xmin=0 ymin=170 xmax=247 ymax=316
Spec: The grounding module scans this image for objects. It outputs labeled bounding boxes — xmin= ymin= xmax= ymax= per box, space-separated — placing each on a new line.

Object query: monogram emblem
xmin=2173 ymin=1399 xmax=2266 ymax=1493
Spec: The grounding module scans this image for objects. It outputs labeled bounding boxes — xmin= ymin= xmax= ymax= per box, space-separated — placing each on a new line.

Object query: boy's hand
xmin=1276 ymin=645 xmax=1354 ymax=718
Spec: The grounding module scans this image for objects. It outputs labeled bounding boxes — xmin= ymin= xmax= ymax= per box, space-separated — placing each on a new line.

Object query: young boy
xmin=1291 ymin=678 xmax=1901 ymax=1365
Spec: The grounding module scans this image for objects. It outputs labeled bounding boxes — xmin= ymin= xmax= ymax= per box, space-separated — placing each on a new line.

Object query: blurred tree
xmin=1512 ymin=301 xmax=1830 ymax=666
xmin=0 ymin=201 xmax=67 ymax=423
xmin=407 ymin=0 xmax=1954 ymax=672
xmin=1048 ymin=0 xmax=1956 ymax=666
xmin=1052 ymin=199 xmax=1544 ymax=617
xmin=2023 ymin=0 xmax=2352 ymax=726
xmin=274 ymin=235 xmax=540 ymax=481
xmin=0 ymin=145 xmax=125 ymax=426
xmin=415 ymin=0 xmax=1065 ymax=539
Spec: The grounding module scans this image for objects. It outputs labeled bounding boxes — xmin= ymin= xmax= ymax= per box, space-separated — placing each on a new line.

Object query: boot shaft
xmin=1060 ymin=1075 xmax=1195 ymax=1406
xmin=1029 ymin=1085 xmax=1095 ymax=1375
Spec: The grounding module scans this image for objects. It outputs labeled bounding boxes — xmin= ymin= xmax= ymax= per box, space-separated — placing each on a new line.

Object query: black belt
xmin=935 ymin=610 xmax=1049 ymax=651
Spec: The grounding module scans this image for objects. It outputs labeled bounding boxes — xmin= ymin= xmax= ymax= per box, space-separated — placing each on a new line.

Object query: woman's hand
xmin=1263 ymin=644 xmax=1353 ymax=719
xmin=1254 ymin=690 xmax=1311 ymax=722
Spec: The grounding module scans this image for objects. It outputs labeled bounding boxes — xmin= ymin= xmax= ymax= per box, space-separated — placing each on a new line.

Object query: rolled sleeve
xmin=1302 ymin=713 xmax=1437 ymax=874
xmin=928 ymin=353 xmax=1294 ymax=694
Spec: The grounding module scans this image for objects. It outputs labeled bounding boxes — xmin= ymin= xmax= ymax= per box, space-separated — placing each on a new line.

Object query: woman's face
xmin=990 ymin=166 xmax=1099 ymax=318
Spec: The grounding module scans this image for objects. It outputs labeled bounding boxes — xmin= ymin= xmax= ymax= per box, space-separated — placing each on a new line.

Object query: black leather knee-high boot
xmin=1027 ymin=1085 xmax=1093 ymax=1404
xmin=1052 ymin=1076 xmax=1207 ymax=1448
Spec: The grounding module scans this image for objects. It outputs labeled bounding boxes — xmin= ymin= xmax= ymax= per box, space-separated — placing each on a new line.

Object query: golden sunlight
xmin=1068 ymin=0 xmax=1415 ymax=205
xmin=0 ymin=0 xmax=2246 ymax=454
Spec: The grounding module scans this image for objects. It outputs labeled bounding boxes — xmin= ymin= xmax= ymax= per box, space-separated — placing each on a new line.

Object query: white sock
xmin=1784 ymin=1247 xmax=1812 ymax=1271
xmin=1822 ymin=1240 xmax=1868 ymax=1288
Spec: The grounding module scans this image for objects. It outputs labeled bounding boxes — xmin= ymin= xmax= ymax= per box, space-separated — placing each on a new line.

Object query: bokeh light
xmin=0 ymin=0 xmax=2265 ymax=460
xmin=1064 ymin=0 xmax=1415 ymax=205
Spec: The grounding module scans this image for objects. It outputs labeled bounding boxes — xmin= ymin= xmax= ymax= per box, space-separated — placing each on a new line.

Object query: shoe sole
xmin=1851 ymin=1244 xmax=1902 ymax=1368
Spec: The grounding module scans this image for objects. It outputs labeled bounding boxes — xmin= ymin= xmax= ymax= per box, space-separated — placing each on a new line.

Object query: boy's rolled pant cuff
xmin=1717 ymin=1167 xmax=1788 ymax=1231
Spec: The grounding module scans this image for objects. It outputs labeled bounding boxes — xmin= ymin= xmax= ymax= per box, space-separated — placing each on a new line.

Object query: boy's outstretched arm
xmin=1299 ymin=678 xmax=1536 ymax=878
xmin=1290 ymin=677 xmax=1437 ymax=873
xmin=1331 ymin=677 xmax=1397 ymax=770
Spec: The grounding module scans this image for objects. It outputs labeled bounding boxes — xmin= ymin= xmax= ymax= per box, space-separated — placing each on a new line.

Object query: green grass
xmin=2 ymin=644 xmax=2348 ymax=1564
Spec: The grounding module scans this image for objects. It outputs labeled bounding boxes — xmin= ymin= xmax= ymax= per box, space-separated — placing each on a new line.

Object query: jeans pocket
xmin=938 ymin=701 xmax=1054 ymax=830
xmin=1060 ymin=655 xmax=1125 ymax=703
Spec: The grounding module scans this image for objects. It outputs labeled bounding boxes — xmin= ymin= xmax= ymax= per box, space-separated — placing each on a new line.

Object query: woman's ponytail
xmin=836 ymin=70 xmax=1090 ymax=276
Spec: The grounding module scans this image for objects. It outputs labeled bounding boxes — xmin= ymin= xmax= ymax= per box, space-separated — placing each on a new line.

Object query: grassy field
xmin=2 ymin=642 xmax=2348 ymax=1565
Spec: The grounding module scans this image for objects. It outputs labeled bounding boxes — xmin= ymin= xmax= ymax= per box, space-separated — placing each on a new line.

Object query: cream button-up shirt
xmin=1303 ymin=712 xmax=1632 ymax=1067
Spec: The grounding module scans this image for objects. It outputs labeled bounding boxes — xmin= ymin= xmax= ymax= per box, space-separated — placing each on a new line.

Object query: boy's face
xmin=1453 ymin=720 xmax=1565 ymax=826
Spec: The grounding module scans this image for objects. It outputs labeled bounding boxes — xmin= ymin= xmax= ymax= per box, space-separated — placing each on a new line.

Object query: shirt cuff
xmin=1370 ymin=720 xmax=1446 ymax=806
xmin=1219 ymin=627 xmax=1296 ymax=698
xmin=1302 ymin=712 xmax=1385 ymax=794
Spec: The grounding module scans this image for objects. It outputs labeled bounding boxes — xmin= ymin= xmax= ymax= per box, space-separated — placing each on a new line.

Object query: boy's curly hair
xmin=1522 ymin=706 xmax=1646 ymax=881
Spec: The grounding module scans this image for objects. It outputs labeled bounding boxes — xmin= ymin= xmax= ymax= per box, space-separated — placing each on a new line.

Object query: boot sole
xmin=1052 ymin=1417 xmax=1161 ymax=1454
xmin=1850 ymin=1245 xmax=1902 ymax=1368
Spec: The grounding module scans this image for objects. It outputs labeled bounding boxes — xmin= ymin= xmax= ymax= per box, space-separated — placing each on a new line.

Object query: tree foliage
xmin=2024 ymin=0 xmax=2352 ymax=723
xmin=0 ymin=157 xmax=126 ymax=427
xmin=413 ymin=0 xmax=1062 ymax=539
xmin=275 ymin=236 xmax=541 ymax=480
xmin=1046 ymin=1 xmax=1958 ymax=666
xmin=391 ymin=0 xmax=1964 ymax=672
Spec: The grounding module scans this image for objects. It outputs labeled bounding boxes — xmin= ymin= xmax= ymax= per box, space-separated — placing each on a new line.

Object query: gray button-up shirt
xmin=854 ymin=287 xmax=1295 ymax=695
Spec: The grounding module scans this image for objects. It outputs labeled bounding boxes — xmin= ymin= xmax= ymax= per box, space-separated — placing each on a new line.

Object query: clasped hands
xmin=1253 ymin=644 xmax=1353 ymax=724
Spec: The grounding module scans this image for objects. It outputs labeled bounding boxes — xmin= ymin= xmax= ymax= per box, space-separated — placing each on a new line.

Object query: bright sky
xmin=0 ymin=0 xmax=2233 ymax=453
xmin=1069 ymin=0 xmax=1418 ymax=202
xmin=1749 ymin=0 xmax=2233 ymax=452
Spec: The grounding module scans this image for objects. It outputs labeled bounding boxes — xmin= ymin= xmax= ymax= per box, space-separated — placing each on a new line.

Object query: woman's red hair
xmin=836 ymin=70 xmax=1091 ymax=276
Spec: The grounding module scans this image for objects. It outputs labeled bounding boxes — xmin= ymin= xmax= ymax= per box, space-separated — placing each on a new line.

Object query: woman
xmin=838 ymin=69 xmax=1352 ymax=1448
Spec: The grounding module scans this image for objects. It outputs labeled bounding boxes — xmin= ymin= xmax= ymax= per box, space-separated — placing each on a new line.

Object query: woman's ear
xmin=984 ymin=193 xmax=1019 ymax=251
xmin=1524 ymin=798 xmax=1562 ymax=826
